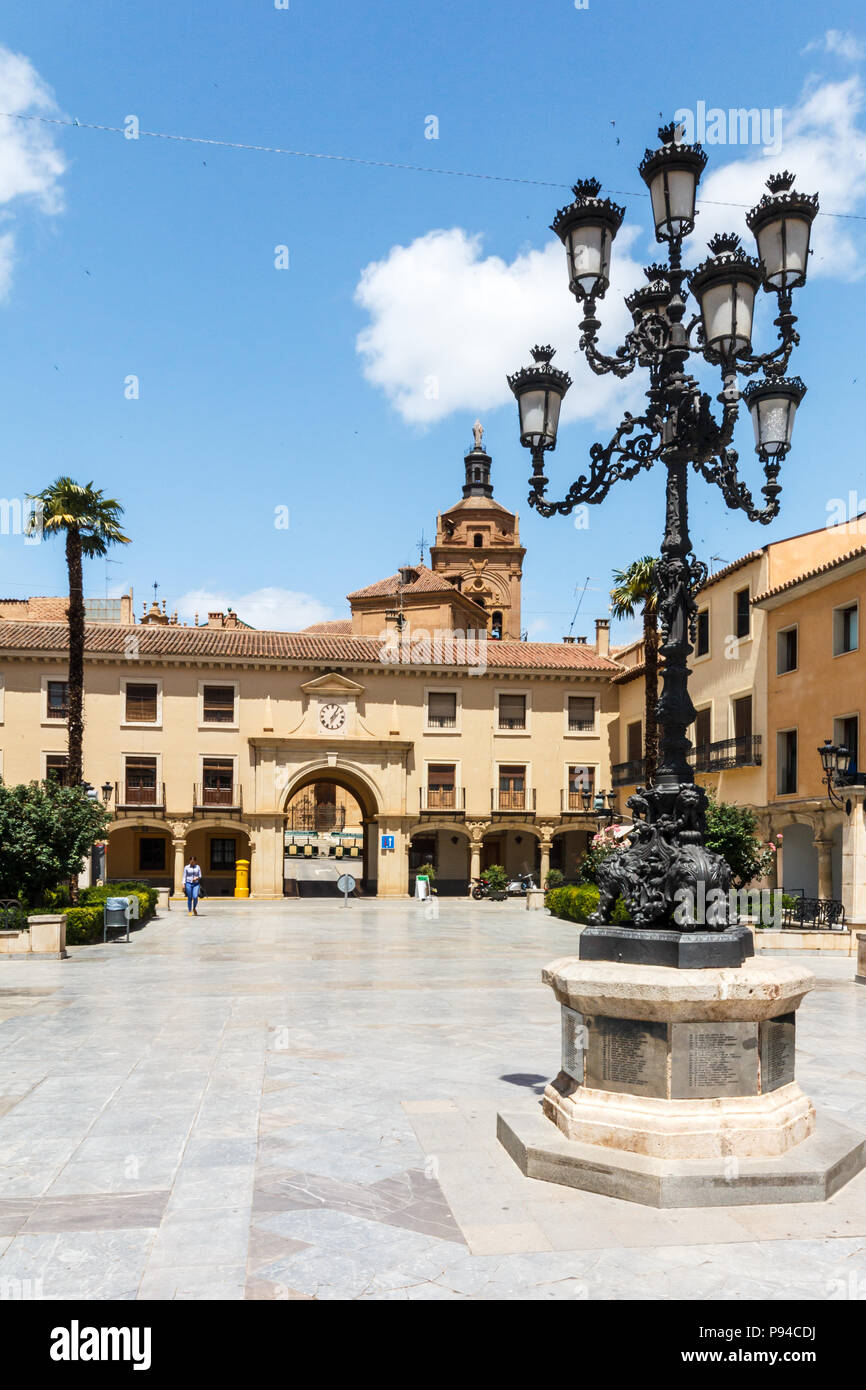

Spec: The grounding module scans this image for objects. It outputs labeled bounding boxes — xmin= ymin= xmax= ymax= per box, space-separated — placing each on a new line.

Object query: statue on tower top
xmin=472 ymin=419 xmax=484 ymax=451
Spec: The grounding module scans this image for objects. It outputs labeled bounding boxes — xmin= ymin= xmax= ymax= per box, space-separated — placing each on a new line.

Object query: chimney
xmin=562 ymin=635 xmax=574 ymax=644
xmin=575 ymin=635 xmax=587 ymax=645
xmin=208 ymin=611 xmax=224 ymax=629
xmin=595 ymin=617 xmax=610 ymax=657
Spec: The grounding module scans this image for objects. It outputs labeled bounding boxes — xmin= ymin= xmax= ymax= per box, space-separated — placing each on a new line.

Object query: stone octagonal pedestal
xmin=498 ymin=955 xmax=866 ymax=1207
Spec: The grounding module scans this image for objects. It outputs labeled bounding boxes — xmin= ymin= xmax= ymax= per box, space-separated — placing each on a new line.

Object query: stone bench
xmin=0 ymin=914 xmax=67 ymax=960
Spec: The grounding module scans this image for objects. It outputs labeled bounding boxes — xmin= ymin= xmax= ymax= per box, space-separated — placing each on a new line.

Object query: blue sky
xmin=0 ymin=1 xmax=864 ymax=642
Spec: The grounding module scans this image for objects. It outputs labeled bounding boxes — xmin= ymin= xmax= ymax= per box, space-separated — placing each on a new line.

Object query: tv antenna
xmin=567 ymin=577 xmax=591 ymax=637
xmin=417 ymin=528 xmax=428 ymax=565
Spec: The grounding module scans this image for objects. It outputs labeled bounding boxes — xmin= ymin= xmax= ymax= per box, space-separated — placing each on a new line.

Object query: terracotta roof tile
xmin=299 ymin=619 xmax=354 ymax=635
xmin=0 ymin=621 xmax=620 ymax=672
xmin=348 ymin=564 xmax=465 ymax=600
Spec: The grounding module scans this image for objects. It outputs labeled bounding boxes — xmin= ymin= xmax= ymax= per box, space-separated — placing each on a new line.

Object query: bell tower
xmin=429 ymin=421 xmax=525 ymax=640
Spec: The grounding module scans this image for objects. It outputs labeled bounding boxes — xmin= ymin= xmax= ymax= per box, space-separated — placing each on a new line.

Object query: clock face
xmin=319 ymin=701 xmax=346 ymax=732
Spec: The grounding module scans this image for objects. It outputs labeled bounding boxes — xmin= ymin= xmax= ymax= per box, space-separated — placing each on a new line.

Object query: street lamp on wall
xmin=101 ymin=781 xmax=113 ymax=805
xmin=818 ymin=740 xmax=866 ymax=814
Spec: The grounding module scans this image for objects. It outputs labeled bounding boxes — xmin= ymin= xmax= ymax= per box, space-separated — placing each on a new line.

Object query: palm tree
xmin=28 ymin=479 xmax=130 ymax=787
xmin=610 ymin=557 xmax=660 ymax=785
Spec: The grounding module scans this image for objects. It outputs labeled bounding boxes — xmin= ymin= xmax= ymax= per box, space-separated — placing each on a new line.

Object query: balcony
xmin=497 ymin=717 xmax=526 ymax=730
xmin=561 ymin=788 xmax=596 ymax=814
xmin=115 ymin=781 xmax=166 ymax=812
xmin=426 ymin=713 xmax=457 ymax=729
xmin=612 ymin=758 xmax=645 ymax=788
xmin=492 ymin=787 xmax=536 ymax=815
xmin=420 ymin=786 xmax=465 ymax=815
xmin=689 ymin=735 xmax=762 ymax=773
xmin=193 ymin=783 xmax=243 ymax=814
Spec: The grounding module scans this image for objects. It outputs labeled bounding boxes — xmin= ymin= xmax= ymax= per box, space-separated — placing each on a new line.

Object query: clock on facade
xmin=319 ymin=701 xmax=346 ymax=732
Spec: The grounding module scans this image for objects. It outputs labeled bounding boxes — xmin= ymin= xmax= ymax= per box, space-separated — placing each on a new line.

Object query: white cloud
xmin=804 ymin=31 xmax=865 ymax=63
xmin=174 ymin=586 xmax=337 ymax=632
xmin=0 ymin=46 xmax=66 ymax=296
xmin=355 ymin=225 xmax=645 ymax=427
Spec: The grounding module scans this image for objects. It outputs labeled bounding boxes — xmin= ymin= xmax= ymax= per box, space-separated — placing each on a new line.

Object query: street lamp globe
xmin=747 ymin=172 xmax=819 ymax=292
xmin=742 ymin=376 xmax=806 ymax=460
xmin=690 ymin=234 xmax=764 ymax=360
xmin=551 ymin=178 xmax=624 ymax=301
xmin=507 ymin=346 xmax=572 ymax=452
xmin=638 ymin=123 xmax=708 ymax=243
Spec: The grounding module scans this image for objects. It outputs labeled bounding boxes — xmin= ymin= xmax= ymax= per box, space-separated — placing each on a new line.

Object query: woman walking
xmin=183 ymin=855 xmax=202 ymax=915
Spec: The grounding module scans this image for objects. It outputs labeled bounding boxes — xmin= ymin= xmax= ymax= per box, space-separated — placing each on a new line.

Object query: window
xmin=473 ymin=533 xmax=483 ymax=548
xmin=833 ymin=603 xmax=858 ymax=656
xmin=626 ymin=721 xmax=642 ymax=763
xmin=139 ymin=837 xmax=166 ymax=872
xmin=498 ymin=765 xmax=526 ymax=810
xmin=202 ymin=684 xmax=236 ymax=723
xmin=695 ymin=706 xmax=711 ymax=752
xmin=498 ymin=693 xmax=526 ymax=730
xmin=777 ymin=625 xmax=798 ymax=674
xmin=834 ymin=716 xmax=859 ymax=774
xmin=568 ymin=695 xmax=595 ymax=732
xmin=733 ymin=695 xmax=752 ymax=744
xmin=202 ymin=758 xmax=235 ymax=806
xmin=125 ymin=682 xmax=158 ymax=723
xmin=696 ymin=608 xmax=709 ymax=657
xmin=46 ymin=680 xmax=69 ymax=720
xmin=124 ymin=756 xmax=159 ymax=805
xmin=567 ymin=764 xmax=595 ymax=809
xmin=427 ymin=691 xmax=457 ymax=728
xmin=777 ymin=730 xmax=798 ymax=795
xmin=491 ymin=611 xmax=503 ymax=639
xmin=427 ymin=764 xmax=456 ymax=810
xmin=734 ymin=587 xmax=751 ymax=640
xmin=45 ymin=753 xmax=71 ymax=786
xmin=210 ymin=837 xmax=237 ymax=871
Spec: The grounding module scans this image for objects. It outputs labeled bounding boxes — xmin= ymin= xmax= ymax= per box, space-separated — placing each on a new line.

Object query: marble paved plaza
xmin=1 ymin=898 xmax=866 ymax=1301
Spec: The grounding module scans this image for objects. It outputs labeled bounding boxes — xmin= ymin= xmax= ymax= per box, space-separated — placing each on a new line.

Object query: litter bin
xmin=104 ymin=896 xmax=131 ymax=942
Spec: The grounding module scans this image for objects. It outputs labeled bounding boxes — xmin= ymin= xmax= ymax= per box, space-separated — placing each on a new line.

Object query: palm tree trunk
xmin=643 ymin=607 xmax=659 ymax=785
xmin=66 ymin=528 xmax=85 ymax=787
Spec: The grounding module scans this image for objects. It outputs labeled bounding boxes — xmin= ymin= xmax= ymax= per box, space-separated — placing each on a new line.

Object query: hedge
xmin=545 ymin=883 xmax=631 ymax=925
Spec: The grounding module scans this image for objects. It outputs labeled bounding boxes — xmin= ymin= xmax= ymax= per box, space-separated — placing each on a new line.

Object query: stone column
xmin=470 ymin=843 xmax=481 ymax=882
xmin=539 ymin=840 xmax=552 ymax=887
xmin=249 ymin=816 xmax=284 ymax=899
xmin=841 ymin=793 xmax=866 ymax=926
xmin=377 ymin=819 xmax=409 ymax=898
xmin=171 ymin=837 xmax=186 ymax=900
xmin=814 ymin=838 xmax=834 ymax=901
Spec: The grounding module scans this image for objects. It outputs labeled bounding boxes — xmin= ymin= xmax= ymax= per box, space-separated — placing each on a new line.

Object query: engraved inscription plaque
xmin=760 ymin=1012 xmax=796 ymax=1093
xmin=560 ymin=1006 xmax=586 ymax=1084
xmin=670 ymin=1021 xmax=759 ymax=1099
xmin=585 ymin=1015 xmax=669 ymax=1098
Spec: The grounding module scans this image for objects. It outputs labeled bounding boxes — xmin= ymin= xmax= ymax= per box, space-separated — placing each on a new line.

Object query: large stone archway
xmin=280 ymin=762 xmax=383 ymax=898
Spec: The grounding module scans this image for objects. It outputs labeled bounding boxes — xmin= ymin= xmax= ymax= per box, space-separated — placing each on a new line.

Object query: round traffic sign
xmin=337 ymin=873 xmax=357 ymax=895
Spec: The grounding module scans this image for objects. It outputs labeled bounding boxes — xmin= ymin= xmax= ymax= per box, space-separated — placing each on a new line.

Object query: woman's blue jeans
xmin=186 ymin=883 xmax=200 ymax=911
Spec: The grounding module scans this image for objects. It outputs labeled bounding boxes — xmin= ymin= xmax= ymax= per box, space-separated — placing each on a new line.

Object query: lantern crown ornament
xmin=507 ymin=123 xmax=820 ymax=967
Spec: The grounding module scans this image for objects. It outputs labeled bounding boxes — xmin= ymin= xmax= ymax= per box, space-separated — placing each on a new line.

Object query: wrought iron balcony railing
xmin=116 ymin=781 xmax=166 ymax=810
xmin=194 ymin=784 xmax=243 ymax=811
xmin=689 ymin=734 xmax=762 ymax=773
xmin=561 ymin=788 xmax=596 ymax=813
xmin=420 ymin=787 xmax=465 ymax=813
xmin=492 ymin=787 xmax=536 ymax=813
xmin=612 ymin=758 xmax=645 ymax=788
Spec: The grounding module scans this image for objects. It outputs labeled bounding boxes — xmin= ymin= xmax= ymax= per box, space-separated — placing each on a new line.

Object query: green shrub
xmin=545 ymin=883 xmax=631 ymax=925
xmin=63 ymin=904 xmax=105 ymax=945
xmin=484 ymin=864 xmax=508 ymax=892
xmin=543 ymin=868 xmax=565 ymax=890
xmin=81 ymin=881 xmax=158 ymax=916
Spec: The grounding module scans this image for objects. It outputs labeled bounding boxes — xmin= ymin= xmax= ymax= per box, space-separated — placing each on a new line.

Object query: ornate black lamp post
xmin=818 ymin=740 xmax=866 ymax=814
xmin=509 ymin=127 xmax=818 ymax=966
